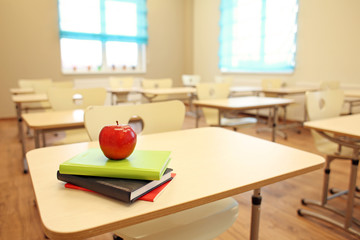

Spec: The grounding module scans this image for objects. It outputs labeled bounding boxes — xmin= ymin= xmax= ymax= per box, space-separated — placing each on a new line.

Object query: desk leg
xmin=195 ymin=106 xmax=199 ymax=128
xmin=250 ymin=188 xmax=262 ymax=240
xmin=34 ymin=130 xmax=41 ymax=148
xmin=17 ymin=104 xmax=28 ymax=173
xmin=345 ymin=150 xmax=359 ymax=228
xmin=271 ymin=107 xmax=278 ymax=142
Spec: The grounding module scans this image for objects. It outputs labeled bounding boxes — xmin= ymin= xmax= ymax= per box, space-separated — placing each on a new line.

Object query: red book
xmin=64 ymin=173 xmax=176 ymax=202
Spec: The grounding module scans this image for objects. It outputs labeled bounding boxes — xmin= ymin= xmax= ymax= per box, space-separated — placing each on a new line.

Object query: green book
xmin=59 ymin=148 xmax=171 ymax=180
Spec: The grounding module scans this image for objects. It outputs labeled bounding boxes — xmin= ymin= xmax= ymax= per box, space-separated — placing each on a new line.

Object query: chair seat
xmin=114 ymin=197 xmax=239 ymax=240
xmin=220 ymin=116 xmax=257 ymax=127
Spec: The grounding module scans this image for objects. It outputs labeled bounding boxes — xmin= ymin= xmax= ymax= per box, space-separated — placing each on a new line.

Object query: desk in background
xmin=20 ymin=109 xmax=85 ymax=173
xmin=26 ymin=127 xmax=324 ymax=240
xmin=193 ymin=96 xmax=294 ymax=142
xmin=344 ymin=90 xmax=360 ymax=115
xmin=10 ymin=87 xmax=34 ymax=95
xmin=301 ymin=114 xmax=360 ymax=237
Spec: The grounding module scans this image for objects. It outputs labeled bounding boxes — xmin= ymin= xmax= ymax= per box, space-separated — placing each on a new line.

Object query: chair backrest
xmin=48 ymin=87 xmax=107 ymax=111
xmin=182 ymin=75 xmax=201 ymax=87
xmin=18 ymin=78 xmax=53 ymax=94
xmin=141 ymin=78 xmax=173 ymax=101
xmin=319 ymin=81 xmax=340 ymax=90
xmin=84 ymin=100 xmax=186 ymax=140
xmin=52 ymin=81 xmax=74 ymax=88
xmin=196 ymin=82 xmax=230 ymax=125
xmin=214 ymin=76 xmax=233 ymax=85
xmin=141 ymin=78 xmax=173 ymax=89
xmin=306 ymin=89 xmax=345 ymax=152
xmin=261 ymin=78 xmax=284 ymax=97
xmin=306 ymin=89 xmax=344 ymax=121
xmin=109 ymin=77 xmax=134 ymax=89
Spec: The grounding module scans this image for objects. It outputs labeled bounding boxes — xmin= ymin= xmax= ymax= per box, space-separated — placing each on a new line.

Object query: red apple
xmin=99 ymin=122 xmax=137 ymax=160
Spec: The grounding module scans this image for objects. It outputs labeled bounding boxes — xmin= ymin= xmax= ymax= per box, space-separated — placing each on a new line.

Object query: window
xmin=219 ymin=0 xmax=298 ymax=73
xmin=58 ymin=0 xmax=148 ymax=74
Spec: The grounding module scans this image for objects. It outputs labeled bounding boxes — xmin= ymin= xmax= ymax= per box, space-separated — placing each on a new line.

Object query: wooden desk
xmin=26 ymin=127 xmax=324 ymax=240
xmin=12 ymin=94 xmax=50 ymax=173
xmin=10 ymin=87 xmax=34 ymax=95
xmin=139 ymin=87 xmax=196 ymax=102
xmin=22 ymin=109 xmax=85 ymax=148
xmin=344 ymin=90 xmax=360 ymax=115
xmin=193 ymin=96 xmax=294 ymax=142
xmin=301 ymin=114 xmax=360 ymax=237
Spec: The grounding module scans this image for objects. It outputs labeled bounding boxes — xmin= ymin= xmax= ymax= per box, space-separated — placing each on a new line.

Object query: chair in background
xmin=300 ymin=89 xmax=356 ymax=216
xmin=196 ymin=82 xmax=257 ymax=131
xmin=51 ymin=80 xmax=74 ymax=88
xmin=109 ymin=77 xmax=135 ymax=105
xmin=182 ymin=74 xmax=201 ymax=87
xmin=47 ymin=87 xmax=107 ymax=145
xmin=319 ymin=81 xmax=340 ymax=90
xmin=84 ymin=100 xmax=239 ymax=240
xmin=141 ymin=78 xmax=173 ymax=102
xmin=214 ymin=76 xmax=233 ymax=85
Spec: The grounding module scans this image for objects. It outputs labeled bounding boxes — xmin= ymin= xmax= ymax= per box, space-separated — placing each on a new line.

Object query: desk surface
xmin=12 ymin=93 xmax=48 ymax=103
xmin=22 ymin=109 xmax=84 ymax=130
xmin=304 ymin=114 xmax=360 ymax=138
xmin=27 ymin=127 xmax=324 ymax=240
xmin=344 ymin=90 xmax=360 ymax=98
xmin=261 ymin=86 xmax=318 ymax=95
xmin=140 ymin=87 xmax=196 ymax=95
xmin=193 ymin=96 xmax=294 ymax=110
xmin=10 ymin=87 xmax=34 ymax=94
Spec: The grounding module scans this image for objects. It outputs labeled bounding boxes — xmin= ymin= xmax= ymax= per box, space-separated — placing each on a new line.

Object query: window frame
xmin=58 ymin=0 xmax=148 ymax=75
xmin=219 ymin=0 xmax=299 ymax=74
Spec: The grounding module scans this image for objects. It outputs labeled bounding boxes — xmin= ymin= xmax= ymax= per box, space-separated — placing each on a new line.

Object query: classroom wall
xmin=0 ymin=0 xmax=193 ymax=118
xmin=193 ymin=0 xmax=360 ymax=85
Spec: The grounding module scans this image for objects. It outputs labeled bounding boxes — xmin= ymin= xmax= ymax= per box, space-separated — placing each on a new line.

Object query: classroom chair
xmin=182 ymin=74 xmax=201 ymax=87
xmin=84 ymin=100 xmax=239 ymax=240
xmin=299 ymin=89 xmax=356 ymax=217
xmin=214 ymin=76 xmax=234 ymax=85
xmin=109 ymin=77 xmax=135 ymax=104
xmin=196 ymin=82 xmax=257 ymax=131
xmin=46 ymin=87 xmax=107 ymax=146
xmin=141 ymin=78 xmax=173 ymax=102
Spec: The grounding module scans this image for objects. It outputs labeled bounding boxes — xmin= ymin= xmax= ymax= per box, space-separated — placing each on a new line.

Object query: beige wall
xmin=193 ymin=0 xmax=360 ymax=85
xmin=0 ymin=0 xmax=192 ymax=118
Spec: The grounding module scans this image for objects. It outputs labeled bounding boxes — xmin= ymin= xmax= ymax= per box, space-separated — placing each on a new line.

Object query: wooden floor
xmin=1 ymin=115 xmax=360 ymax=240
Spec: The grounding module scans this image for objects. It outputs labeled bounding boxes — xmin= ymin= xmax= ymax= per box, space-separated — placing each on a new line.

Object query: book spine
xmin=57 ymin=172 xmax=132 ymax=203
xmin=59 ymin=165 xmax=160 ymax=180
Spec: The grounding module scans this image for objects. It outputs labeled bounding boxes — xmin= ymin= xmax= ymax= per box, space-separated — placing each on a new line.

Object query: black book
xmin=57 ymin=168 xmax=173 ymax=203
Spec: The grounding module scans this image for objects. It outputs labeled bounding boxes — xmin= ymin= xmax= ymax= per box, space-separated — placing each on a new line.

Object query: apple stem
xmin=116 ymin=121 xmax=119 ymax=125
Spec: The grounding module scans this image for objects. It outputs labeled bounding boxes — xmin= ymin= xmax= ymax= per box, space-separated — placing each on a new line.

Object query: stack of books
xmin=57 ymin=148 xmax=175 ymax=203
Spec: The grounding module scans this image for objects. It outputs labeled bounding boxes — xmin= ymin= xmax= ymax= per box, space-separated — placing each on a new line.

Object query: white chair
xmin=47 ymin=87 xmax=107 ymax=145
xmin=141 ymin=78 xmax=173 ymax=102
xmin=84 ymin=100 xmax=239 ymax=240
xmin=51 ymin=81 xmax=74 ymax=88
xmin=182 ymin=75 xmax=201 ymax=87
xmin=214 ymin=76 xmax=233 ymax=85
xmin=301 ymin=89 xmax=355 ymax=210
xmin=196 ymin=82 xmax=257 ymax=131
xmin=109 ymin=77 xmax=135 ymax=104
xmin=319 ymin=81 xmax=340 ymax=90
